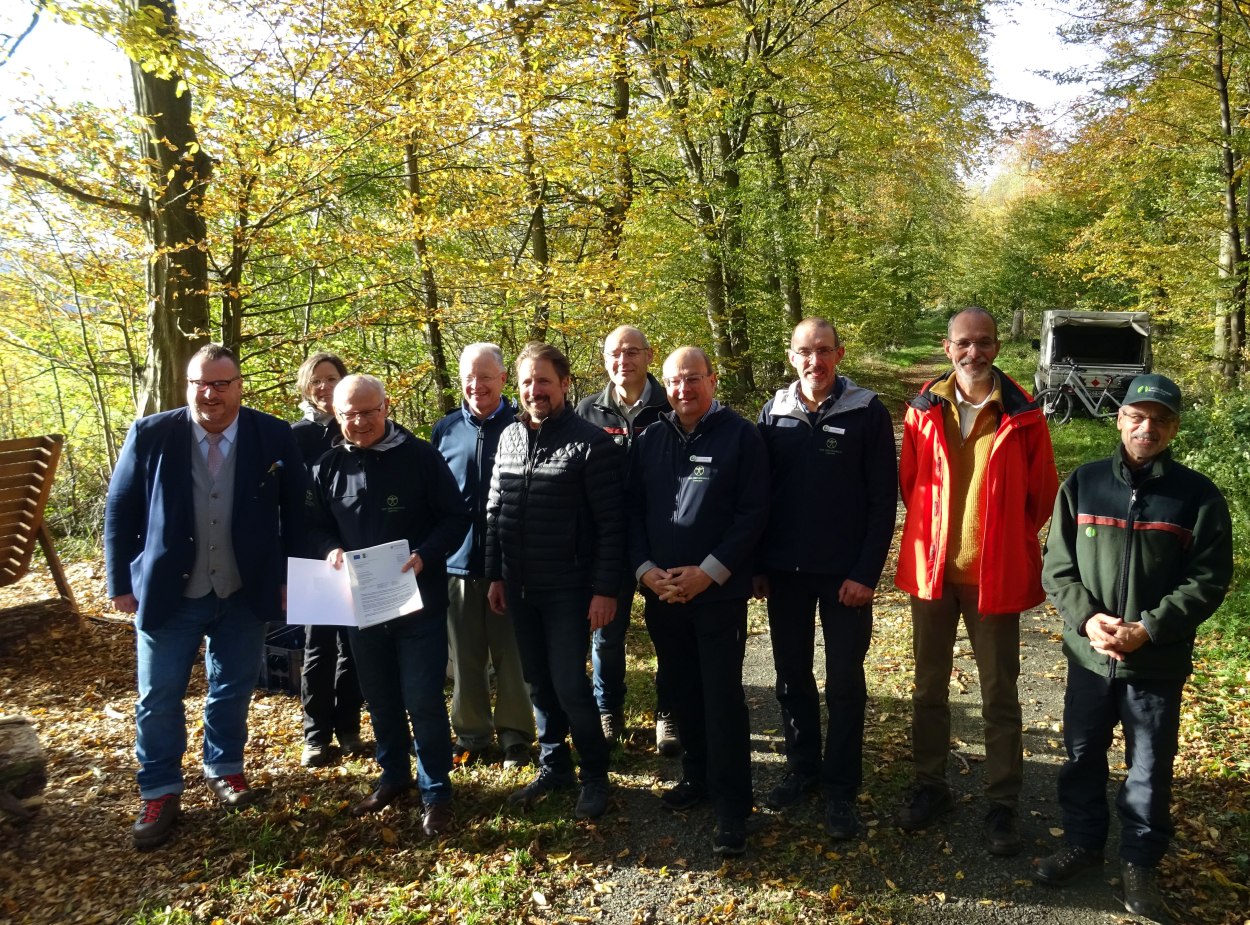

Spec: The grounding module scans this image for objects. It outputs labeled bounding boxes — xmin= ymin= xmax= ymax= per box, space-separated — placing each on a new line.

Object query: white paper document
xmin=287 ymin=540 xmax=424 ymax=628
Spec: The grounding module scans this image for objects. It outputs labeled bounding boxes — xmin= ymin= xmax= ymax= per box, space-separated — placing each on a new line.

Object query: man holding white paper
xmin=306 ymin=374 xmax=470 ymax=835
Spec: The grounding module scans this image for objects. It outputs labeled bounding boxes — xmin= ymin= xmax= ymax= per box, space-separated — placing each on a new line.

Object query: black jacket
xmin=292 ymin=409 xmax=341 ymax=470
xmin=431 ymin=397 xmax=517 ymax=577
xmin=756 ymin=378 xmax=897 ymax=586
xmin=575 ymin=373 xmax=670 ymax=463
xmin=629 ymin=404 xmax=770 ymax=603
xmin=307 ymin=422 xmax=471 ymax=616
xmin=485 ymin=403 xmax=624 ymax=595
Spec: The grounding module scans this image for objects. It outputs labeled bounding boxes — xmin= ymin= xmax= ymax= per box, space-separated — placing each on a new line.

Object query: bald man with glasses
xmin=629 ymin=347 xmax=769 ymax=857
xmin=576 ymin=325 xmax=679 ymax=754
xmin=895 ymin=307 xmax=1058 ymax=856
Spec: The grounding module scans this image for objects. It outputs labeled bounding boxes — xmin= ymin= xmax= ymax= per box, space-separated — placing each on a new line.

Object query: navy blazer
xmin=104 ymin=406 xmax=308 ymax=629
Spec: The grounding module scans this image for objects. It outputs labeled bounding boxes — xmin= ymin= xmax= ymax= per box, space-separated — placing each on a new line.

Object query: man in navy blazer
xmin=105 ymin=343 xmax=306 ymax=850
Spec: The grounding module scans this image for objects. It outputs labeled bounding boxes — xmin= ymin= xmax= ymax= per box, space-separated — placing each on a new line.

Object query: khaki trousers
xmin=447 ymin=576 xmax=535 ymax=749
xmin=910 ymin=583 xmax=1022 ymax=808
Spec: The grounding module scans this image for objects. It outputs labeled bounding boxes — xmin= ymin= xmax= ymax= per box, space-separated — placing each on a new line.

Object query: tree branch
xmin=0 ymin=2 xmax=42 ymax=70
xmin=0 ymin=152 xmax=149 ymax=219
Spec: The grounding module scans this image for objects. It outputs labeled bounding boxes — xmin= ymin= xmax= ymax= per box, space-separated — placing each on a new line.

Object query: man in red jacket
xmin=894 ymin=307 xmax=1057 ymax=856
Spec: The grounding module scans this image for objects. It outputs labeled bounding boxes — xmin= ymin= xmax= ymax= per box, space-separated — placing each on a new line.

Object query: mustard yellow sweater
xmin=930 ymin=374 xmax=1003 ymax=584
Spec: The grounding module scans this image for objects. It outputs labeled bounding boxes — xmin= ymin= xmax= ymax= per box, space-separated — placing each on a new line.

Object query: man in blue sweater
xmin=432 ymin=343 xmax=535 ymax=769
xmin=630 ymin=347 xmax=770 ymax=857
xmin=756 ymin=318 xmax=897 ymax=840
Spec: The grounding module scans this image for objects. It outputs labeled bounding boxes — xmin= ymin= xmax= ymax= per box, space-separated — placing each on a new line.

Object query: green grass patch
xmin=1044 ymin=416 xmax=1117 ymax=480
xmin=991 ymin=337 xmax=1040 ymax=389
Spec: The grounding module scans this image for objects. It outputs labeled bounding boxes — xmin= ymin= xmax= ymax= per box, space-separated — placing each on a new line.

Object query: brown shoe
xmin=133 ymin=794 xmax=180 ymax=850
xmin=422 ymin=802 xmax=454 ymax=837
xmin=352 ymin=781 xmax=410 ymax=817
xmin=206 ymin=773 xmax=262 ymax=808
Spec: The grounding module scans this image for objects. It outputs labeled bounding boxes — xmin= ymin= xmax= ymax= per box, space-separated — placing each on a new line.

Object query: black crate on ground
xmin=258 ymin=624 xmax=305 ymax=695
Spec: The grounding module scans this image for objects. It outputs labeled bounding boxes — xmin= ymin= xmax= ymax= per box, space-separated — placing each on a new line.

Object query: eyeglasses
xmin=339 ymin=404 xmax=385 ymax=422
xmin=310 ymin=377 xmax=340 ymax=388
xmin=947 ymin=338 xmax=997 ymax=351
xmin=664 ymin=374 xmax=709 ymax=389
xmin=606 ymin=348 xmax=648 ymax=360
xmin=1121 ymin=410 xmax=1177 ymax=428
xmin=463 ymin=374 xmax=500 ymax=384
xmin=791 ymin=346 xmax=839 ymax=359
xmin=188 ymin=377 xmax=240 ymax=392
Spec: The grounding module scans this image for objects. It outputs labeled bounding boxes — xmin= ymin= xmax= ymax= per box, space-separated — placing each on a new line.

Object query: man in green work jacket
xmin=1037 ymin=374 xmax=1234 ymax=925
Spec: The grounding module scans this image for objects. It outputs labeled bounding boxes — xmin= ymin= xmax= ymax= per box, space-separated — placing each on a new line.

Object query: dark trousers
xmin=348 ymin=611 xmax=453 ymax=805
xmin=644 ymin=594 xmax=752 ymax=821
xmin=301 ymin=624 xmax=363 ymax=747
xmin=507 ymin=584 xmax=609 ymax=782
xmin=767 ymin=571 xmax=872 ymax=801
xmin=1059 ymin=663 xmax=1184 ymax=867
xmin=593 ymin=577 xmax=676 ymax=717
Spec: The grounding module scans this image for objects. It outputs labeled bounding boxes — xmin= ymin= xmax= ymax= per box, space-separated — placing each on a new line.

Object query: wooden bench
xmin=0 ymin=435 xmax=77 ymax=612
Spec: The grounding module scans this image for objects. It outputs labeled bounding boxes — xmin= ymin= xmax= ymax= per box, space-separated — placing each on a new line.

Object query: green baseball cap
xmin=1123 ymin=374 xmax=1182 ymax=415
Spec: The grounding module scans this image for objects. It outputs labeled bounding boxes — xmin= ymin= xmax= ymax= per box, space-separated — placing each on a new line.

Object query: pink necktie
xmin=205 ymin=432 xmax=225 ymax=479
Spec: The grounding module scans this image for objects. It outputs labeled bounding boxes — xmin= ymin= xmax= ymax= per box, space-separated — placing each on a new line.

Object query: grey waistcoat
xmin=183 ymin=433 xmax=244 ymax=599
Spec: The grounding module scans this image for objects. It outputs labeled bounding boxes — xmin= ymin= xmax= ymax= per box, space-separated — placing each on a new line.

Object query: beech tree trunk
xmin=404 ymin=140 xmax=454 ymax=413
xmin=1213 ymin=5 xmax=1246 ymax=384
xmin=762 ymin=100 xmax=803 ymax=324
xmin=129 ymin=0 xmax=212 ymax=415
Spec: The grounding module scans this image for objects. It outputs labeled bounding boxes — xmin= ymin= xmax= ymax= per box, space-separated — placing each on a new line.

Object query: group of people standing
xmin=103 ymin=309 xmax=1232 ymax=924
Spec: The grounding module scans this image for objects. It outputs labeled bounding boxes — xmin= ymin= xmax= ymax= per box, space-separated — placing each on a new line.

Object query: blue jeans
xmin=767 ymin=571 xmax=873 ymax=800
xmin=349 ymin=611 xmax=453 ymax=805
xmin=1059 ymin=663 xmax=1184 ymax=867
xmin=134 ymin=592 xmax=266 ymax=798
xmin=592 ymin=581 xmax=634 ymax=715
xmin=506 ymin=584 xmax=609 ymax=782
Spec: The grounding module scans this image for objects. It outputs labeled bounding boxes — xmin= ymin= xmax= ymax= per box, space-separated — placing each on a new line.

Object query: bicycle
xmin=1034 ymin=360 xmax=1123 ymax=424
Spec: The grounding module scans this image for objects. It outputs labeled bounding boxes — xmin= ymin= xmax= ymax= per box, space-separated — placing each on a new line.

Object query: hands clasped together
xmin=1083 ymin=612 xmax=1150 ymax=661
xmin=642 ymin=565 xmax=713 ymax=605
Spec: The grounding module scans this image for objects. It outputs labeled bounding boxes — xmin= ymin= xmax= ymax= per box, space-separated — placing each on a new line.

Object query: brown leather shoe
xmin=206 ymin=773 xmax=262 ymax=808
xmin=422 ymin=802 xmax=454 ymax=837
xmin=133 ymin=794 xmax=180 ymax=850
xmin=351 ymin=781 xmax=410 ymax=817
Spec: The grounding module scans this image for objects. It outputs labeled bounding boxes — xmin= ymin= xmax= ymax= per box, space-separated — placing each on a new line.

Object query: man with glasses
xmin=1036 ymin=375 xmax=1231 ymax=923
xmin=629 ymin=347 xmax=769 ymax=857
xmin=755 ymin=318 xmax=896 ymax=840
xmin=433 ymin=343 xmax=535 ymax=769
xmin=575 ymin=325 xmax=679 ymax=754
xmin=894 ymin=307 xmax=1058 ymax=856
xmin=105 ymin=344 xmax=307 ymax=850
xmin=307 ymin=374 xmax=470 ymax=833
